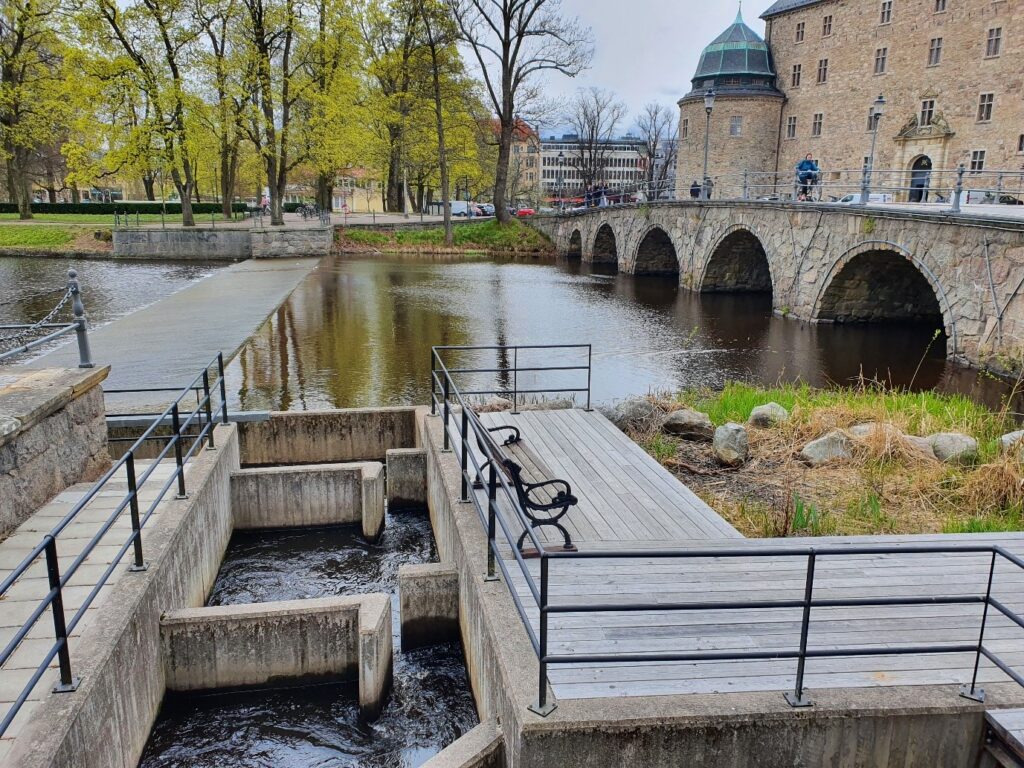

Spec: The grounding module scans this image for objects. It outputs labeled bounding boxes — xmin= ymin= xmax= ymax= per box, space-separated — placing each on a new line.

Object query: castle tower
xmin=676 ymin=9 xmax=785 ymax=199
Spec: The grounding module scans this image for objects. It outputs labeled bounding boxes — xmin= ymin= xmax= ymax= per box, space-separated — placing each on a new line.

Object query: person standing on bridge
xmin=690 ymin=180 xmax=700 ymax=199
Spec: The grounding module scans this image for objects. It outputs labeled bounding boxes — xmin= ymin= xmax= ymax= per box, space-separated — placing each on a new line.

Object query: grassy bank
xmin=335 ymin=219 xmax=554 ymax=254
xmin=0 ymin=213 xmax=192 ymax=224
xmin=634 ymin=382 xmax=1023 ymax=537
xmin=0 ymin=224 xmax=112 ymax=254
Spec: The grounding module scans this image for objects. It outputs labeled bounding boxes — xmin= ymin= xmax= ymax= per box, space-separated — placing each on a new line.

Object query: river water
xmin=222 ymin=254 xmax=1013 ymax=412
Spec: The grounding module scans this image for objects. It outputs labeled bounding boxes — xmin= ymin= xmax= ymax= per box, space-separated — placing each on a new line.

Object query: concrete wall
xmin=399 ymin=562 xmax=459 ymax=651
xmin=420 ymin=721 xmax=505 ymax=768
xmin=160 ymin=594 xmax=392 ymax=719
xmin=387 ymin=448 xmax=428 ymax=511
xmin=251 ymin=227 xmax=332 ymax=258
xmin=6 ymin=424 xmax=239 ymax=768
xmin=230 ymin=462 xmax=385 ymax=540
xmin=113 ymin=228 xmax=251 ymax=260
xmin=239 ymin=407 xmax=423 ymax=465
xmin=0 ymin=367 xmax=110 ymax=535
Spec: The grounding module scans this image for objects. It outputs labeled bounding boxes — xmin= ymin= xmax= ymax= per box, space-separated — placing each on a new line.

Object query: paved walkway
xmin=24 ymin=258 xmax=320 ymax=410
xmin=0 ymin=459 xmax=182 ymax=763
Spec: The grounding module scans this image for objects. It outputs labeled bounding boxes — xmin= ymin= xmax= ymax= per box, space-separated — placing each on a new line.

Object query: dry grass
xmin=631 ymin=382 xmax=1024 ymax=538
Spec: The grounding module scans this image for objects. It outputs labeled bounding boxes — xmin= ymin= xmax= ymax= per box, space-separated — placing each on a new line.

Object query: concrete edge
xmin=358 ymin=594 xmax=393 ymax=720
xmin=161 ymin=595 xmax=366 ymax=624
xmin=0 ymin=366 xmax=110 ymax=448
xmin=399 ymin=562 xmax=459 ymax=652
xmin=362 ymin=462 xmax=385 ymax=542
xmin=420 ymin=720 xmax=505 ymax=768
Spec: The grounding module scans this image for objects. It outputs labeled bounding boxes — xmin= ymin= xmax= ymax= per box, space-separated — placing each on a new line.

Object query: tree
xmin=448 ymin=0 xmax=591 ymax=223
xmin=636 ymin=102 xmax=677 ymax=195
xmin=0 ymin=0 xmax=65 ymax=218
xmin=562 ymin=87 xmax=627 ymax=193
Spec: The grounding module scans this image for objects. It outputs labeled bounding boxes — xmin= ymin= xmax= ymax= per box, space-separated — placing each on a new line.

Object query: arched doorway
xmin=567 ymin=230 xmax=582 ymax=259
xmin=909 ymin=156 xmax=932 ymax=203
xmin=592 ymin=224 xmax=618 ymax=265
xmin=633 ymin=227 xmax=679 ymax=276
xmin=701 ymin=229 xmax=772 ymax=295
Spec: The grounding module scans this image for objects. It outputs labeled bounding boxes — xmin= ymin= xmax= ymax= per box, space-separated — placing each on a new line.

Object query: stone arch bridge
xmin=529 ymin=201 xmax=1024 ymax=369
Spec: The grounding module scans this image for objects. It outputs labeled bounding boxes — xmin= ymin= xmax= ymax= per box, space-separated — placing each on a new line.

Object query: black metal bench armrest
xmin=487 ymin=425 xmax=521 ymax=445
xmin=524 ymin=478 xmax=573 ymax=498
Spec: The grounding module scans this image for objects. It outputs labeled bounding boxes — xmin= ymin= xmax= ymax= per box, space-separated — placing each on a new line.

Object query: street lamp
xmin=557 ymin=151 xmax=565 ymax=213
xmin=860 ymin=93 xmax=886 ymax=206
xmin=701 ymin=88 xmax=716 ymax=200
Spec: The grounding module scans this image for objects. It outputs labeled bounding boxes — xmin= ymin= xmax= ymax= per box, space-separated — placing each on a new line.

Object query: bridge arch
xmin=592 ymin=222 xmax=619 ymax=265
xmin=813 ymin=241 xmax=955 ymax=351
xmin=566 ymin=229 xmax=583 ymax=259
xmin=700 ymin=225 xmax=773 ymax=295
xmin=632 ymin=225 xmax=680 ymax=276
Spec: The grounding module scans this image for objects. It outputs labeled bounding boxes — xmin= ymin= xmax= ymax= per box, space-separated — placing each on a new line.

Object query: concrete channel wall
xmin=0 ymin=367 xmax=111 ymax=535
xmin=112 ymin=227 xmax=332 ymax=259
xmin=230 ymin=461 xmax=385 ymax=540
xmin=399 ymin=562 xmax=459 ymax=651
xmin=7 ymin=424 xmax=240 ymax=768
xmin=238 ymin=406 xmax=424 ymax=465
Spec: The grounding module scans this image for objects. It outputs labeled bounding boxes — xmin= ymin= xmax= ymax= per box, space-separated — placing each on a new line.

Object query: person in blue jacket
xmin=795 ymin=153 xmax=820 ymax=200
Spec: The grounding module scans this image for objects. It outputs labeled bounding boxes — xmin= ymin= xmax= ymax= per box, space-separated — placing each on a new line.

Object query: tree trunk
xmin=171 ymin=167 xmax=195 ymax=227
xmin=493 ymin=120 xmax=514 ymax=224
xmin=316 ymin=173 xmax=332 ymax=210
xmin=70 ymin=183 xmax=80 ymax=204
xmin=7 ymin=155 xmax=33 ymax=219
xmin=386 ymin=139 xmax=403 ymax=212
xmin=142 ymin=174 xmax=156 ymax=201
xmin=221 ymin=145 xmax=238 ymax=218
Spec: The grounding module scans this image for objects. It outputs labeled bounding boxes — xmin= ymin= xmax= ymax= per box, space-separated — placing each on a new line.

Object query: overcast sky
xmin=533 ymin=0 xmax=774 ymax=137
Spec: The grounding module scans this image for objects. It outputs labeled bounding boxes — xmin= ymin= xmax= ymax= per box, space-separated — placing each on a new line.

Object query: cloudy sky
xmin=534 ymin=0 xmax=774 ymax=137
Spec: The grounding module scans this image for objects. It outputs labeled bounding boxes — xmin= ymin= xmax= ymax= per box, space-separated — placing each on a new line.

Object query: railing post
xmin=68 ymin=270 xmax=94 ymax=369
xmin=585 ymin=346 xmax=593 ymax=412
xmin=961 ymin=551 xmax=995 ymax=702
xmin=126 ymin=453 xmax=148 ymax=572
xmin=442 ymin=375 xmax=451 ymax=451
xmin=786 ymin=550 xmax=816 ymax=707
xmin=485 ymin=463 xmax=499 ymax=581
xmin=951 ymin=165 xmax=965 ymax=214
xmin=170 ymin=403 xmax=188 ymax=499
xmin=217 ymin=353 xmax=228 ymax=424
xmin=45 ymin=536 xmax=80 ymax=692
xmin=529 ymin=554 xmax=556 ymax=716
xmin=460 ymin=407 xmax=469 ymax=502
xmin=512 ymin=347 xmax=519 ymax=415
xmin=202 ymin=369 xmax=215 ymax=449
xmin=430 ymin=352 xmax=437 ymax=416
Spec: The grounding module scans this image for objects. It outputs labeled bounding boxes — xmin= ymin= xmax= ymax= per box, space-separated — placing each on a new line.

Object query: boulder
xmin=999 ymin=430 xmax=1024 ymax=455
xmin=927 ymin=432 xmax=978 ymax=464
xmin=848 ymin=422 xmax=900 ymax=439
xmin=713 ymin=422 xmax=749 ymax=467
xmin=799 ymin=430 xmax=852 ymax=466
xmin=903 ymin=435 xmax=937 ymax=460
xmin=662 ymin=408 xmax=714 ymax=441
xmin=606 ymin=398 xmax=660 ymax=431
xmin=748 ymin=402 xmax=789 ymax=428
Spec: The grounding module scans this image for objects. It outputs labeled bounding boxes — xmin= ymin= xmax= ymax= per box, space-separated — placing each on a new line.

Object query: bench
xmin=471 ymin=415 xmax=578 ymax=555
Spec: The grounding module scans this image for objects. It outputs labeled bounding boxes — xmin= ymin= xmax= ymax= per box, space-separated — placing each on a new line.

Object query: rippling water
xmin=222 ymin=254 xmax=1013 ymax=412
xmin=140 ymin=513 xmax=478 ymax=768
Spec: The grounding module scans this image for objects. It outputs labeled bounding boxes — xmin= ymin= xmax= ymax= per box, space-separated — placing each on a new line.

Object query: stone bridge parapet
xmin=528 ymin=202 xmax=1024 ymax=370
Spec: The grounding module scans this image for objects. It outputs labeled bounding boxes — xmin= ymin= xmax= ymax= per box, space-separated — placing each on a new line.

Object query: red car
xmin=515 ymin=208 xmax=535 ymax=217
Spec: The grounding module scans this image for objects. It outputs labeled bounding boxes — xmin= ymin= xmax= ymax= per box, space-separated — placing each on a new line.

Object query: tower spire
xmin=735 ymin=2 xmax=743 ymax=24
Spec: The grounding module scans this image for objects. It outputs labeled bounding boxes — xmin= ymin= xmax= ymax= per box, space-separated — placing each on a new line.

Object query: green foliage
xmin=0 ymin=202 xmax=244 ymax=215
xmin=343 ymin=229 xmax=391 ymax=246
xmin=943 ymin=507 xmax=1024 ymax=534
xmin=792 ymin=493 xmax=826 ymax=535
xmin=339 ymin=220 xmax=553 ymax=252
xmin=645 ymin=433 xmax=677 ymax=463
xmin=0 ymin=226 xmax=75 ymax=248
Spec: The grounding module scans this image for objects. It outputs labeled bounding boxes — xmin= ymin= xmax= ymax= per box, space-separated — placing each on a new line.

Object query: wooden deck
xmin=475 ymin=408 xmax=1024 ymax=701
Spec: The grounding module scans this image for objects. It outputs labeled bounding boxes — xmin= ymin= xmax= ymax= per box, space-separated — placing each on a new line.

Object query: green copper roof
xmin=692 ymin=9 xmax=775 ymax=83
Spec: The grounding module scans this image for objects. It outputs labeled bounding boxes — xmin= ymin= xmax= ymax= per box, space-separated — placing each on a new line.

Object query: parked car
xmin=515 ymin=207 xmax=535 ymax=217
xmin=450 ymin=201 xmax=485 ymax=217
xmin=479 ymin=203 xmax=495 ymax=216
xmin=964 ymin=190 xmax=1024 ymax=205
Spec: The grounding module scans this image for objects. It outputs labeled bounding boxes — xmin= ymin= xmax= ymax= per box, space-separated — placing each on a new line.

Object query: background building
xmin=541 ymin=134 xmax=645 ymax=201
xmin=678 ymin=1 xmax=1024 ymax=199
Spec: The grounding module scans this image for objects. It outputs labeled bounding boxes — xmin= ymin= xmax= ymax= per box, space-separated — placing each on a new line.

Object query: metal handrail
xmin=429 ymin=345 xmax=1024 ymax=717
xmin=0 ymin=353 xmax=229 ymax=736
xmin=0 ymin=269 xmax=93 ymax=367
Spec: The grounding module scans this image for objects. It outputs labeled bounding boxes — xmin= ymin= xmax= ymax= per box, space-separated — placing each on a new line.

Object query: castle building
xmin=678 ymin=1 xmax=1024 ymax=200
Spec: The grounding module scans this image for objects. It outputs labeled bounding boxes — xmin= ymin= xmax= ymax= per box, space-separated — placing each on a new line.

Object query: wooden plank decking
xmin=474 ymin=408 xmax=1024 ymax=702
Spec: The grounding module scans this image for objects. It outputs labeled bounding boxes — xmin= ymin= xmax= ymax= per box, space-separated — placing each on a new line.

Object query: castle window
xmin=1018 ymin=134 xmax=1024 ymax=154
xmin=812 ymin=113 xmax=823 ymax=137
xmin=786 ymin=116 xmax=797 ymax=139
xmin=730 ymin=116 xmax=743 ymax=136
xmin=986 ymin=28 xmax=1002 ymax=57
xmin=928 ymin=38 xmax=942 ymax=66
xmin=817 ymin=58 xmax=829 ymax=83
xmin=934 ymin=0 xmax=946 ymax=10
xmin=970 ymin=150 xmax=986 ymax=172
xmin=795 ymin=21 xmax=805 ymax=42
xmin=880 ymin=1 xmax=892 ymax=24
xmin=874 ymin=48 xmax=887 ymax=74
xmin=682 ymin=118 xmax=689 ymax=139
xmin=866 ymin=107 xmax=879 ymax=131
xmin=792 ymin=64 xmax=802 ymax=87
xmin=977 ymin=92 xmax=994 ymax=122
xmin=920 ymin=99 xmax=935 ymax=125
xmin=822 ymin=15 xmax=832 ymax=36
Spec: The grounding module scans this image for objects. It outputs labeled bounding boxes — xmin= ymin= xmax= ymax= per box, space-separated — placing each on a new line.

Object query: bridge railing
xmin=0 ymin=269 xmax=93 ymax=368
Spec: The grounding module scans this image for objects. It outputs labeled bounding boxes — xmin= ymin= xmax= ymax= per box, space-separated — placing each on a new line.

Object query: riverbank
xmin=0 ymin=224 xmax=111 ymax=256
xmin=333 ymin=219 xmax=555 ymax=255
xmin=626 ymin=382 xmax=1024 ymax=537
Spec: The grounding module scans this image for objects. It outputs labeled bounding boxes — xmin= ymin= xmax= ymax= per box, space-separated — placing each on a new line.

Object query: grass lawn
xmin=0 ymin=212 xmax=189 ymax=224
xmin=0 ymin=225 xmax=75 ymax=248
xmin=339 ymin=219 xmax=553 ymax=253
xmin=633 ymin=382 xmax=1024 ymax=537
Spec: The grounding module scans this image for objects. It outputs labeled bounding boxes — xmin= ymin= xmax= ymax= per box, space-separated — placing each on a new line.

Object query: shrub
xmin=0 ymin=202 xmax=246 ymax=215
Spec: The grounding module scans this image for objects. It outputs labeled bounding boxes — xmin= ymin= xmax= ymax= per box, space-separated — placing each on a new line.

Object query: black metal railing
xmin=0 ymin=353 xmax=229 ymax=736
xmin=430 ymin=344 xmax=1024 ymax=716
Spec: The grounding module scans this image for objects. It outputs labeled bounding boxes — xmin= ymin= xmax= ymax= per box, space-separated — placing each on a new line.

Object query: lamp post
xmin=557 ymin=151 xmax=565 ymax=213
xmin=860 ymin=93 xmax=886 ymax=206
xmin=701 ymin=88 xmax=716 ymax=200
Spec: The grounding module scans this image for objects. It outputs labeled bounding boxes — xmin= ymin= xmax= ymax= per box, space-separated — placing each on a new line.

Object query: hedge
xmin=0 ymin=202 xmax=247 ymax=215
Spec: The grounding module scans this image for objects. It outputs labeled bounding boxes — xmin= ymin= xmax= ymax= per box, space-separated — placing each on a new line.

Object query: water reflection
xmin=225 ymin=254 xmax=1012 ymax=411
